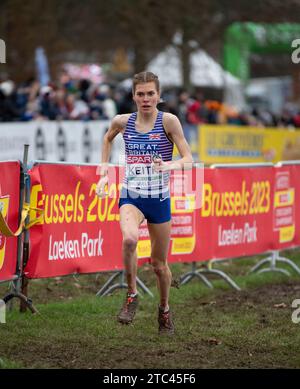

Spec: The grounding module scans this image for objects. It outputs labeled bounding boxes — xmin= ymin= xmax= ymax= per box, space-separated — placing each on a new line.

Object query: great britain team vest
xmin=122 ymin=111 xmax=174 ymax=196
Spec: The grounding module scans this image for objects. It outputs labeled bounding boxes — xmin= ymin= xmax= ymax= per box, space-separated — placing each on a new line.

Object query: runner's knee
xmin=123 ymin=235 xmax=138 ymax=252
xmin=151 ymin=260 xmax=170 ymax=276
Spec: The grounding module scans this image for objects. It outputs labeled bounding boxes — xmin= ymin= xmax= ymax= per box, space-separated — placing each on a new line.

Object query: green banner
xmin=224 ymin=22 xmax=300 ymax=80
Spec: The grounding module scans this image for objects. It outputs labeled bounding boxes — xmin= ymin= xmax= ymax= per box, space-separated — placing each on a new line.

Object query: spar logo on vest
xmin=0 ymin=195 xmax=9 ymax=270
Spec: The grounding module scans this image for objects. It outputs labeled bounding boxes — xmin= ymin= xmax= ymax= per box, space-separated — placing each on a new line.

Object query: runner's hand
xmin=152 ymin=153 xmax=162 ymax=172
xmin=96 ymin=175 xmax=109 ymax=198
xmin=152 ymin=154 xmax=170 ymax=172
xmin=152 ymin=155 xmax=161 ymax=170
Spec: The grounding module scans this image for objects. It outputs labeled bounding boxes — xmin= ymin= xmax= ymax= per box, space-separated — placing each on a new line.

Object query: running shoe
xmin=117 ymin=293 xmax=138 ymax=324
xmin=158 ymin=306 xmax=175 ymax=335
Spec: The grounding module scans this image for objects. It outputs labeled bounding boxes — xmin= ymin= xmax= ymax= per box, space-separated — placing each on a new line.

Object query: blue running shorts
xmin=118 ymin=188 xmax=171 ymax=224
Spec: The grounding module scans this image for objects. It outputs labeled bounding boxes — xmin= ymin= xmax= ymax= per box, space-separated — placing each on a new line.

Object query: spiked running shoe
xmin=117 ymin=294 xmax=138 ymax=324
xmin=158 ymin=307 xmax=175 ymax=335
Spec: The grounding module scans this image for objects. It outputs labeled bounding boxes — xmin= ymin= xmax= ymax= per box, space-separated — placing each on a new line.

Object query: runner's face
xmin=133 ymin=82 xmax=160 ymax=114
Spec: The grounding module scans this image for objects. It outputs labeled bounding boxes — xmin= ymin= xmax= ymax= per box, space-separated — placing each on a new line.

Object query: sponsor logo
xmin=82 ymin=127 xmax=92 ymax=163
xmin=160 ymin=197 xmax=169 ymax=202
xmin=57 ymin=127 xmax=67 ymax=161
xmin=127 ymin=155 xmax=152 ymax=164
xmin=35 ymin=127 xmax=46 ymax=160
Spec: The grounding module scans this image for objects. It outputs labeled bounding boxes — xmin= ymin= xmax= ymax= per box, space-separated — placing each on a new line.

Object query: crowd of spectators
xmin=163 ymin=90 xmax=300 ymax=129
xmin=0 ymin=72 xmax=131 ymax=122
xmin=1 ymin=74 xmax=300 ymax=129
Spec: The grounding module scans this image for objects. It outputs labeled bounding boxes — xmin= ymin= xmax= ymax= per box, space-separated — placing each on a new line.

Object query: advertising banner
xmin=199 ymin=125 xmax=300 ymax=164
xmin=0 ymin=121 xmax=125 ymax=165
xmin=200 ymin=166 xmax=275 ymax=261
xmin=272 ymin=164 xmax=300 ymax=250
xmin=137 ymin=167 xmax=204 ymax=263
xmin=166 ymin=166 xmax=277 ymax=264
xmin=26 ymin=163 xmax=204 ymax=278
xmin=0 ymin=161 xmax=20 ymax=281
xmin=25 ymin=162 xmax=300 ymax=279
xmin=25 ymin=163 xmax=124 ymax=278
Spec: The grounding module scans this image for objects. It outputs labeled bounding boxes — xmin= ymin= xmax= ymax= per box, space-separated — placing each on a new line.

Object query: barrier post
xmin=180 ymin=262 xmax=213 ymax=288
xmin=180 ymin=260 xmax=241 ymax=291
xmin=198 ymin=259 xmax=241 ymax=290
xmin=2 ymin=147 xmax=38 ymax=314
xmin=96 ymin=271 xmax=154 ymax=297
xmin=20 ymin=145 xmax=31 ymax=312
xmin=249 ymin=250 xmax=300 ymax=276
xmin=6 ymin=163 xmax=25 ymax=312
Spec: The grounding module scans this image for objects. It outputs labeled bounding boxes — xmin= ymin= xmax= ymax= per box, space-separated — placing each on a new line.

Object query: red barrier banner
xmin=0 ymin=161 xmax=20 ymax=282
xmin=272 ymin=164 xmax=300 ymax=250
xmin=25 ymin=163 xmax=124 ymax=278
xmin=26 ymin=164 xmax=203 ymax=278
xmin=25 ymin=163 xmax=300 ymax=279
xmin=137 ymin=167 xmax=204 ymax=263
xmin=196 ymin=167 xmax=275 ymax=262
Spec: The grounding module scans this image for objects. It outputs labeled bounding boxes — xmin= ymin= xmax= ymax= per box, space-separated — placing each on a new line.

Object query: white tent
xmin=146 ymin=45 xmax=240 ymax=88
xmin=119 ymin=45 xmax=245 ymax=109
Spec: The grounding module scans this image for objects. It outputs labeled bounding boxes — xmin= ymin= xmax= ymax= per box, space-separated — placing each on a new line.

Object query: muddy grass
xmin=1 ymin=252 xmax=300 ymax=369
xmin=1 ymin=271 xmax=300 ymax=369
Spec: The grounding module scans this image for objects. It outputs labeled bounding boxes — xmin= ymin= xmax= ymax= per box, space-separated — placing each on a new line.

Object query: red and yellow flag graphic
xmin=0 ymin=196 xmax=9 ymax=270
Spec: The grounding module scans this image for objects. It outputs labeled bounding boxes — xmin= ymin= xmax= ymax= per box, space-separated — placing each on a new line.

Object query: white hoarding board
xmin=0 ymin=121 xmax=125 ymax=165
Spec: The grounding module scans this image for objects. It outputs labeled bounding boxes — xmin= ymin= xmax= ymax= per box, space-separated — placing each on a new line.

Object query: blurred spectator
xmin=0 ymin=80 xmax=19 ymax=121
xmin=185 ymin=91 xmax=210 ymax=124
xmin=39 ymin=86 xmax=60 ymax=120
xmin=116 ymin=90 xmax=134 ymax=114
xmin=65 ymin=94 xmax=89 ymax=120
xmin=292 ymin=111 xmax=300 ymax=128
xmin=204 ymin=100 xmax=221 ymax=124
xmin=97 ymin=84 xmax=117 ymax=120
xmin=78 ymin=79 xmax=91 ymax=103
xmin=177 ymin=91 xmax=190 ymax=123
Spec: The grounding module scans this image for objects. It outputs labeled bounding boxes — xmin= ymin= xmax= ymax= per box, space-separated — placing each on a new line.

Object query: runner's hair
xmin=132 ymin=71 xmax=160 ymax=94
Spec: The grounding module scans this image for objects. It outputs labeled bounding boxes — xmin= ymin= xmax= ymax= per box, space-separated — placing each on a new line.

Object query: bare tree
xmin=1 ymin=0 xmax=300 ymax=83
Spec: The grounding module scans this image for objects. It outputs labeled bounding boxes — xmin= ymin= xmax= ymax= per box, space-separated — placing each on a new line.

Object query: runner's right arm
xmin=96 ymin=114 xmax=129 ymax=197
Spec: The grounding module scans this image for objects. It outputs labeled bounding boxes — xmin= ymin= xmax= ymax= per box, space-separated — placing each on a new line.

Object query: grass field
xmin=1 ymin=249 xmax=300 ymax=369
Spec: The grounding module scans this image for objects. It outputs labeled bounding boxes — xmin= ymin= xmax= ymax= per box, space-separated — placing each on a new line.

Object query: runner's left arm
xmin=153 ymin=113 xmax=193 ymax=172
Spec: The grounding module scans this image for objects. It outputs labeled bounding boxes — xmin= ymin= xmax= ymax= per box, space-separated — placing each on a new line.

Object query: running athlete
xmin=96 ymin=71 xmax=193 ymax=334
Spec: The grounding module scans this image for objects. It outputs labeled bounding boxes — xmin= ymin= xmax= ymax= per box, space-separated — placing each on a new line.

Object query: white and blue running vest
xmin=122 ymin=111 xmax=174 ymax=196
